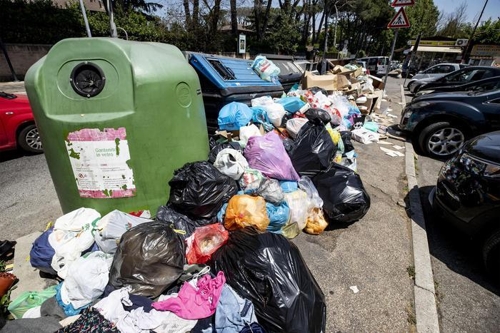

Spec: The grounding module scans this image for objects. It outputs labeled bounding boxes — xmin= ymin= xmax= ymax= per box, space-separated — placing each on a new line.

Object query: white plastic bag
xmin=61 ymin=251 xmax=114 ymax=308
xmin=251 ymin=55 xmax=281 ymax=82
xmin=238 ymin=124 xmax=262 ymax=148
xmin=48 ymin=208 xmax=101 ymax=279
xmin=251 ymin=96 xmax=274 ymax=107
xmin=286 ymin=118 xmax=309 ymax=139
xmin=263 ymin=103 xmax=286 ymax=127
xmin=282 ymin=189 xmax=308 ymax=238
xmin=214 ymin=148 xmax=249 ymax=180
xmin=95 ymin=210 xmax=153 ymax=254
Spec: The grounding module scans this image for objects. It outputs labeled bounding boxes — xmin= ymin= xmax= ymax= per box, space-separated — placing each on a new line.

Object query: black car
xmin=412 ymin=66 xmax=500 ymax=94
xmin=432 ymin=131 xmax=500 ymax=282
xmin=399 ymin=89 xmax=500 ymax=159
xmin=416 ymin=76 xmax=500 ymax=96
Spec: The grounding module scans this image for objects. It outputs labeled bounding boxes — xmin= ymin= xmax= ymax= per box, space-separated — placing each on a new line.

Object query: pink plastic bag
xmin=244 ymin=131 xmax=300 ymax=181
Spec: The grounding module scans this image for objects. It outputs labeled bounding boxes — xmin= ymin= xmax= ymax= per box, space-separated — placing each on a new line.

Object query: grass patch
xmin=407 ymin=265 xmax=416 ymax=280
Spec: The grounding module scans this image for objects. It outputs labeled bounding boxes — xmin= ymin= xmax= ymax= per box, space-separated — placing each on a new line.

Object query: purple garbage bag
xmin=244 ymin=131 xmax=300 ymax=181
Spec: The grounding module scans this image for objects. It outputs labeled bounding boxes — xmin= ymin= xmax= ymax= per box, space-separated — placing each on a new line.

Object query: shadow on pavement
xmin=417 ymin=185 xmax=500 ymax=296
xmin=0 ymin=149 xmax=37 ymax=163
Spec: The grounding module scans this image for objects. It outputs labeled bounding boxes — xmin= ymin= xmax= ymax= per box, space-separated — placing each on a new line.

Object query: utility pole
xmin=462 ymin=0 xmax=489 ymax=63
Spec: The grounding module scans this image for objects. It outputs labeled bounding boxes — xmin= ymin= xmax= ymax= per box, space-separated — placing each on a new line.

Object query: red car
xmin=0 ymin=91 xmax=42 ymax=153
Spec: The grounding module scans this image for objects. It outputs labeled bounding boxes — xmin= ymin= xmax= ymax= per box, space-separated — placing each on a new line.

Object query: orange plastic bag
xmin=186 ymin=223 xmax=229 ymax=264
xmin=224 ymin=195 xmax=270 ymax=231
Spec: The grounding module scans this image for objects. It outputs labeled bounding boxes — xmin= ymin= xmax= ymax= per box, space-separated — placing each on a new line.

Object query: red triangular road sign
xmin=388 ymin=7 xmax=410 ymax=28
xmin=391 ymin=0 xmax=415 ymax=7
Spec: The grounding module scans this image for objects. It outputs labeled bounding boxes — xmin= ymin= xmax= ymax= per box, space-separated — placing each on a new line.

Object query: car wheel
xmin=417 ymin=122 xmax=466 ymax=159
xmin=483 ymin=229 xmax=500 ymax=284
xmin=407 ymin=81 xmax=415 ymax=90
xmin=18 ymin=124 xmax=43 ymax=153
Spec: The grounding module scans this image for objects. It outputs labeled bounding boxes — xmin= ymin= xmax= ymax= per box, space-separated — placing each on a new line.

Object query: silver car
xmin=406 ymin=63 xmax=467 ymax=94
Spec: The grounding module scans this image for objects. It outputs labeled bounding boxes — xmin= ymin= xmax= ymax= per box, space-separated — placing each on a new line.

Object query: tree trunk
xmin=183 ymin=0 xmax=191 ymax=28
xmin=230 ymin=0 xmax=237 ymax=35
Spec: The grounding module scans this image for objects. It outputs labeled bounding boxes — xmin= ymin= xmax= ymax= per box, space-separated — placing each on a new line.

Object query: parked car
xmin=432 ymin=130 xmax=500 ymax=283
xmin=0 ymin=91 xmax=42 ymax=153
xmin=411 ymin=66 xmax=500 ymax=94
xmin=406 ymin=63 xmax=466 ymax=93
xmin=416 ymin=76 xmax=500 ymax=96
xmin=356 ymin=56 xmax=389 ymax=76
xmin=399 ymin=89 xmax=500 ymax=159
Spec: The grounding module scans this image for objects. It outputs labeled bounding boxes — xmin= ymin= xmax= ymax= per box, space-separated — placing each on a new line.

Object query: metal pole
xmin=404 ymin=32 xmax=421 ymax=86
xmin=79 ymin=0 xmax=92 ymax=37
xmin=462 ymin=0 xmax=488 ymax=63
xmin=383 ymin=29 xmax=398 ymax=97
xmin=108 ymin=0 xmax=118 ymax=38
xmin=321 ymin=7 xmax=329 ymax=74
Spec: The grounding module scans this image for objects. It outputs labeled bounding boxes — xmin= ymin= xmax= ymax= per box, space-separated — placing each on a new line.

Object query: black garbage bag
xmin=304 ymin=108 xmax=331 ymax=125
xmin=156 ymin=204 xmax=216 ymax=238
xmin=208 ymin=141 xmax=243 ymax=164
xmin=288 ymin=122 xmax=336 ymax=177
xmin=168 ymin=161 xmax=239 ymax=219
xmin=308 ymin=86 xmax=328 ymax=96
xmin=108 ymin=221 xmax=185 ymax=298
xmin=210 ymin=228 xmax=326 ymax=333
xmin=340 ymin=130 xmax=355 ymax=153
xmin=312 ymin=163 xmax=370 ymax=225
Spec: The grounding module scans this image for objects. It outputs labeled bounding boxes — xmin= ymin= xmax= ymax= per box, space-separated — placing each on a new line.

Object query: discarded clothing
xmin=215 ymin=284 xmax=258 ymax=333
xmin=56 ymin=307 xmax=118 ymax=333
xmin=152 ymin=271 xmax=226 ymax=320
xmin=94 ymin=287 xmax=197 ymax=333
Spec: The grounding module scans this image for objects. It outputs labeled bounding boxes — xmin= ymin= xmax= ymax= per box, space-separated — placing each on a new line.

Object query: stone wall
xmin=0 ymin=44 xmax=52 ymax=82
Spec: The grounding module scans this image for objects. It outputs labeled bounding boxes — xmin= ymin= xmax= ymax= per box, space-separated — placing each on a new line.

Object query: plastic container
xmin=25 ymin=38 xmax=209 ymax=216
xmin=186 ymin=52 xmax=284 ymax=133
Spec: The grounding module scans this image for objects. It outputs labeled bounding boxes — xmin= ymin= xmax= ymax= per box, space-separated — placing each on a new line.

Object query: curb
xmin=406 ymin=142 xmax=440 ymax=333
xmin=401 ymin=83 xmax=439 ymax=332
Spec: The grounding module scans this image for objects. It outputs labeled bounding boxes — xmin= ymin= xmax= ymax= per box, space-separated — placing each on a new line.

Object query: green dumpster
xmin=25 ymin=38 xmax=209 ymax=216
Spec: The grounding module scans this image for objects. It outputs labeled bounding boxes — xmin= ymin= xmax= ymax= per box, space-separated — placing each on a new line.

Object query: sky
xmin=433 ymin=0 xmax=500 ymax=23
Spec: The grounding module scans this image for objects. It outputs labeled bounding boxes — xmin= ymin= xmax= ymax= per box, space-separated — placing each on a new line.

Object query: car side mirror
xmin=418 ymin=70 xmax=423 ymax=74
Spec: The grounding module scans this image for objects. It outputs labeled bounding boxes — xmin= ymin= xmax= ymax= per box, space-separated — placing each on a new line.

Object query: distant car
xmin=357 ymin=56 xmax=390 ymax=76
xmin=399 ymin=89 xmax=500 ymax=159
xmin=432 ymin=130 xmax=500 ymax=283
xmin=412 ymin=66 xmax=500 ymax=94
xmin=406 ymin=63 xmax=465 ymax=93
xmin=415 ymin=76 xmax=500 ymax=96
xmin=0 ymin=92 xmax=42 ymax=153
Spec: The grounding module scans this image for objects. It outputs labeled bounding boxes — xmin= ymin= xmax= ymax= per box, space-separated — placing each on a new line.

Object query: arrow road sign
xmin=388 ymin=7 xmax=410 ymax=28
xmin=391 ymin=0 xmax=415 ymax=6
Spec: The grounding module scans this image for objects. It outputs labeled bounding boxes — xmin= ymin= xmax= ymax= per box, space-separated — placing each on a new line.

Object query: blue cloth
xmin=29 ymin=228 xmax=56 ymax=274
xmin=55 ymin=283 xmax=89 ymax=316
xmin=215 ymin=284 xmax=258 ymax=333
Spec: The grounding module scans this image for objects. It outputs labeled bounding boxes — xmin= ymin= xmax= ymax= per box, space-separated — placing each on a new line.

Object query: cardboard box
xmin=302 ymin=71 xmax=336 ymax=91
xmin=368 ymin=75 xmax=385 ymax=90
xmin=329 ymin=63 xmax=356 ymax=75
xmin=334 ymin=74 xmax=351 ymax=90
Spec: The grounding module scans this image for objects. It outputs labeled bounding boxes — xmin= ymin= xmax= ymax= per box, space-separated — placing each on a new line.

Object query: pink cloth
xmin=152 ymin=271 xmax=226 ymax=320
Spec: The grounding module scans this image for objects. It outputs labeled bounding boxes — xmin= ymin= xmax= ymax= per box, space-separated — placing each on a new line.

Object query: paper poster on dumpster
xmin=65 ymin=128 xmax=135 ymax=199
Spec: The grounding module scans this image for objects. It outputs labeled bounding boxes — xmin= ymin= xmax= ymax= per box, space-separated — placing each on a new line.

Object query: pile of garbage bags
xmin=3 ymin=86 xmax=374 ymax=333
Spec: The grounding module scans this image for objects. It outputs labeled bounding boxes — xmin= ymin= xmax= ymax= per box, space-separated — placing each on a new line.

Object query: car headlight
xmin=460 ymin=153 xmax=500 ymax=178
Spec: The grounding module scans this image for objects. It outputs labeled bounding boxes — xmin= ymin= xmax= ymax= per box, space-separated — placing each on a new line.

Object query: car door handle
xmin=5 ymin=112 xmax=13 ymax=115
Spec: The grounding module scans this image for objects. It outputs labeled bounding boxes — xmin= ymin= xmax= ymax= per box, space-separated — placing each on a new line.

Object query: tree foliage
xmin=2 ymin=0 xmax=498 ymax=59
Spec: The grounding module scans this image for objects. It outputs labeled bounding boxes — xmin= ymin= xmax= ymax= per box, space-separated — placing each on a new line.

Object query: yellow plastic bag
xmin=224 ymin=195 xmax=270 ymax=231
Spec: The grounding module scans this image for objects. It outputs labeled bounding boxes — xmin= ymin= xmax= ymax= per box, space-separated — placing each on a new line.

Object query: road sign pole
xmin=383 ymin=29 xmax=399 ymax=97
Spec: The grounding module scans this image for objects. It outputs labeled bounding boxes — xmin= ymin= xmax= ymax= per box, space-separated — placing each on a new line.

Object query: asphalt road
xmin=0 ymin=77 xmax=418 ymax=332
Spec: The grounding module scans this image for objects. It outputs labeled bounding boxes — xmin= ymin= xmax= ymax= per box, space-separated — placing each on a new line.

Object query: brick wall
xmin=0 ymin=44 xmax=52 ymax=82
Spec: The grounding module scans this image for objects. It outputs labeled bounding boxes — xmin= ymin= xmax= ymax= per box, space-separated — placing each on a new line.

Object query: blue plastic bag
xmin=279 ymin=180 xmax=298 ymax=193
xmin=276 ymin=97 xmax=306 ymax=113
xmin=218 ymin=102 xmax=254 ymax=131
xmin=266 ymin=201 xmax=290 ymax=233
